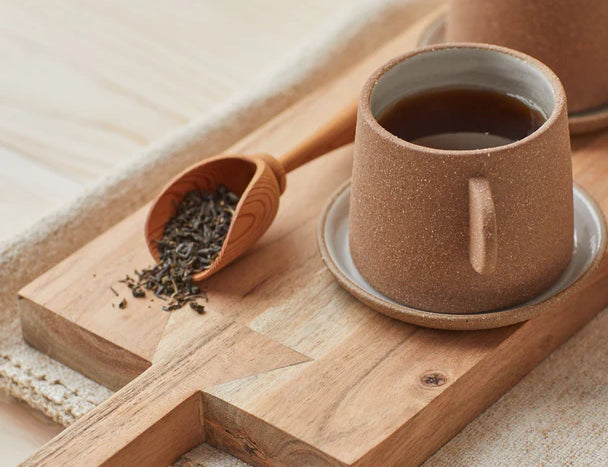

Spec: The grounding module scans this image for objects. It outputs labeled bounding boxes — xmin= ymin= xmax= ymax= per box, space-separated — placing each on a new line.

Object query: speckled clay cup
xmin=446 ymin=0 xmax=608 ymax=113
xmin=350 ymin=44 xmax=574 ymax=314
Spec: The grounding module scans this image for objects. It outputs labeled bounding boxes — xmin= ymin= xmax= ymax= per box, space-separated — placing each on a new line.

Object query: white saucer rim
xmin=317 ymin=180 xmax=607 ymax=330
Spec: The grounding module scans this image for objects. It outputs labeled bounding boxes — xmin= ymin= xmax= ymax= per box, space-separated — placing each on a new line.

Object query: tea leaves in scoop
xmin=123 ymin=184 xmax=239 ymax=311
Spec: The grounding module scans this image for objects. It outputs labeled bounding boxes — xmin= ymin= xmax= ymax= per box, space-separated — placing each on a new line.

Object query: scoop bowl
xmin=145 ymin=153 xmax=286 ymax=282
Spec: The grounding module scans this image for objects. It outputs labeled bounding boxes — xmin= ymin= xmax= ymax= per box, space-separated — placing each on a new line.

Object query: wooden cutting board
xmin=17 ymin=8 xmax=608 ymax=466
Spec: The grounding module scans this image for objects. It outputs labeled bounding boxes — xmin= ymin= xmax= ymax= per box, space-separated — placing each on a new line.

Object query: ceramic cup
xmin=350 ymin=44 xmax=574 ymax=314
xmin=446 ymin=0 xmax=608 ymax=114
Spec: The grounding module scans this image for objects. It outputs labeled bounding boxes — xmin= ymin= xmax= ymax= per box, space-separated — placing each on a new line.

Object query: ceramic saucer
xmin=417 ymin=15 xmax=608 ymax=135
xmin=317 ymin=181 xmax=606 ymax=330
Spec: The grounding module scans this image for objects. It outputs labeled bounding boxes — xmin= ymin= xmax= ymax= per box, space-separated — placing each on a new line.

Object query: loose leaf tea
xmin=121 ymin=185 xmax=239 ymax=312
xmin=377 ymin=87 xmax=546 ymax=150
xmin=190 ymin=302 xmax=206 ymax=314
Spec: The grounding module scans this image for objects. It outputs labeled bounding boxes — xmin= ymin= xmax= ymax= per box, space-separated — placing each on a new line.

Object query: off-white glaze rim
xmin=362 ymin=42 xmax=567 ymax=155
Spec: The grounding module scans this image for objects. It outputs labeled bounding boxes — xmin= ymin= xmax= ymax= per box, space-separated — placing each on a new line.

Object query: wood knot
xmin=420 ymin=371 xmax=447 ymax=387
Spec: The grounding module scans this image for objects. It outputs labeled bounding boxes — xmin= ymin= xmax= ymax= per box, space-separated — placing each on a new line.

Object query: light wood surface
xmin=16 ymin=9 xmax=608 ymax=466
xmin=23 ymin=310 xmax=308 ymax=466
xmin=0 ymin=393 xmax=62 ymax=466
xmin=278 ymin=99 xmax=358 ymax=173
xmin=0 ymin=0 xmax=353 ymax=242
xmin=0 ymin=0 xmax=355 ymax=462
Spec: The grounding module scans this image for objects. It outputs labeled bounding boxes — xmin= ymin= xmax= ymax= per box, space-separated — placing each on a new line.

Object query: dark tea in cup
xmin=377 ymin=87 xmax=546 ymax=150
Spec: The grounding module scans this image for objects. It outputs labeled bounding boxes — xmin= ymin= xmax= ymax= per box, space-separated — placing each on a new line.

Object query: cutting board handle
xmin=22 ymin=365 xmax=203 ymax=466
xmin=22 ymin=311 xmax=309 ymax=466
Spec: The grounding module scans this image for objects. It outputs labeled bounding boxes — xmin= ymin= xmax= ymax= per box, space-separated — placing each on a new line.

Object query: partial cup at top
xmin=349 ymin=43 xmax=574 ymax=314
xmin=447 ymin=0 xmax=608 ymax=114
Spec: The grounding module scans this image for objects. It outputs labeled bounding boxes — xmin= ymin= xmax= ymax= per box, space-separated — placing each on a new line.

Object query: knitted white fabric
xmin=0 ymin=0 xmax=437 ymax=464
xmin=1 ymin=0 xmax=606 ymax=465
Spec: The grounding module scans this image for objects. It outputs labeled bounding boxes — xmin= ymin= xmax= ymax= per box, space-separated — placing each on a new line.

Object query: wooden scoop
xmin=145 ymin=101 xmax=358 ymax=281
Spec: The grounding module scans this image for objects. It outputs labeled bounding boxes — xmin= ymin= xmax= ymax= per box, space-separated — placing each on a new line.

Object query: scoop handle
xmin=278 ymin=99 xmax=358 ymax=173
xmin=469 ymin=178 xmax=498 ymax=274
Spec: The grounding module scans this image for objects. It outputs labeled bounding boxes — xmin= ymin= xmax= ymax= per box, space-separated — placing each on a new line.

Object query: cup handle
xmin=469 ymin=178 xmax=497 ymax=274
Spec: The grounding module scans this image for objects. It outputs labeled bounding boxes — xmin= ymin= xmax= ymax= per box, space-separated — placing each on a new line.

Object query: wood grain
xmin=0 ymin=146 xmax=83 ymax=242
xmin=0 ymin=0 xmax=354 ymax=243
xmin=22 ymin=310 xmax=308 ymax=466
xmin=0 ymin=0 xmax=418 ymax=462
xmin=278 ymin=99 xmax=358 ymax=173
xmin=17 ymin=7 xmax=608 ymax=467
xmin=0 ymin=0 xmax=354 ymax=183
xmin=145 ymin=98 xmax=358 ymax=281
xmin=144 ymin=155 xmax=283 ymax=282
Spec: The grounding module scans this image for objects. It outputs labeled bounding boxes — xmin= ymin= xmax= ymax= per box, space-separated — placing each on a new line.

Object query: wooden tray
xmin=18 ymin=8 xmax=608 ymax=466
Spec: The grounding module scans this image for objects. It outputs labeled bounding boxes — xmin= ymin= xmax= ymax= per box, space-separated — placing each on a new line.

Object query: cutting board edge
xmin=13 ymin=5 xmax=608 ymax=466
xmin=350 ymin=259 xmax=608 ymax=466
xmin=203 ymin=391 xmax=347 ymax=466
xmin=18 ymin=294 xmax=151 ymax=391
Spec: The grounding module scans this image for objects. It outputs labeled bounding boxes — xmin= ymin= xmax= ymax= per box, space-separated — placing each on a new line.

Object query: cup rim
xmin=361 ymin=42 xmax=568 ymax=155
